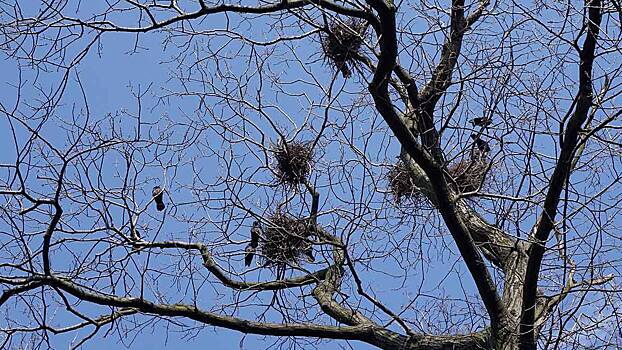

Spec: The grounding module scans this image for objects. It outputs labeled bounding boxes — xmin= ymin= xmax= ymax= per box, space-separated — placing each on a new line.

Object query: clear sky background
xmin=6 ymin=0 xmax=617 ymax=349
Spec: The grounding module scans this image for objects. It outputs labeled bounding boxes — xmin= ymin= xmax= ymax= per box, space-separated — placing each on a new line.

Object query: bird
xmin=304 ymin=245 xmax=315 ymax=263
xmin=244 ymin=245 xmax=256 ymax=267
xmin=470 ymin=134 xmax=491 ymax=154
xmin=152 ymin=186 xmax=165 ymax=211
xmin=250 ymin=221 xmax=261 ymax=247
xmin=470 ymin=116 xmax=492 ymax=127
xmin=245 ymin=221 xmax=262 ymax=267
xmin=469 ymin=134 xmax=491 ymax=164
xmin=337 ymin=62 xmax=352 ymax=79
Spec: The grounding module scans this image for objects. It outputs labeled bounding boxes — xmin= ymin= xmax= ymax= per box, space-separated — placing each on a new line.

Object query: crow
xmin=250 ymin=221 xmax=261 ymax=247
xmin=152 ymin=186 xmax=165 ymax=211
xmin=470 ymin=117 xmax=492 ymax=127
xmin=245 ymin=221 xmax=262 ymax=266
xmin=304 ymin=245 xmax=315 ymax=263
xmin=244 ymin=245 xmax=256 ymax=267
xmin=470 ymin=134 xmax=491 ymax=154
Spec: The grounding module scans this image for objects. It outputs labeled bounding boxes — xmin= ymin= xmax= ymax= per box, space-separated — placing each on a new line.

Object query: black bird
xmin=250 ymin=221 xmax=261 ymax=247
xmin=245 ymin=221 xmax=262 ymax=267
xmin=470 ymin=116 xmax=492 ymax=127
xmin=470 ymin=134 xmax=491 ymax=154
xmin=304 ymin=245 xmax=315 ymax=263
xmin=244 ymin=245 xmax=256 ymax=267
xmin=152 ymin=186 xmax=165 ymax=211
xmin=337 ymin=62 xmax=352 ymax=79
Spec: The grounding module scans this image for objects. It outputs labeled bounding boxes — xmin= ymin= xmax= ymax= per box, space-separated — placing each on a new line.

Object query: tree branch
xmin=0 ymin=276 xmax=492 ymax=350
xmin=133 ymin=240 xmax=329 ymax=291
xmin=58 ymin=0 xmax=375 ymax=33
xmin=365 ymin=0 xmax=506 ymax=336
xmin=519 ymin=1 xmax=603 ymax=348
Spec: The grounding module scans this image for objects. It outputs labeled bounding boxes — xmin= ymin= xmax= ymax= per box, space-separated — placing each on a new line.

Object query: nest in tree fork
xmin=388 ymin=159 xmax=490 ymax=203
xmin=260 ymin=213 xmax=315 ymax=267
xmin=273 ymin=140 xmax=314 ymax=186
xmin=321 ymin=18 xmax=368 ymax=78
xmin=447 ymin=159 xmax=489 ymax=193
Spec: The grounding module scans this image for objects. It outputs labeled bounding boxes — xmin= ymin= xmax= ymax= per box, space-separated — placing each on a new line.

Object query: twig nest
xmin=272 ymin=140 xmax=314 ymax=186
xmin=260 ymin=212 xmax=315 ymax=267
xmin=447 ymin=159 xmax=489 ymax=193
xmin=321 ymin=18 xmax=368 ymax=78
xmin=387 ymin=161 xmax=421 ymax=203
xmin=388 ymin=159 xmax=491 ymax=203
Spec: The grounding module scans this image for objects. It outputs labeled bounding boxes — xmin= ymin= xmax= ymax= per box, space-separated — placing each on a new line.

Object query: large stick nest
xmin=387 ymin=161 xmax=422 ymax=204
xmin=388 ymin=159 xmax=491 ymax=203
xmin=272 ymin=140 xmax=314 ymax=186
xmin=260 ymin=212 xmax=315 ymax=267
xmin=320 ymin=18 xmax=368 ymax=78
xmin=447 ymin=159 xmax=490 ymax=193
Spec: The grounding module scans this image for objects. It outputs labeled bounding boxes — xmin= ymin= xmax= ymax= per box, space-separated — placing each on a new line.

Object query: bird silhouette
xmin=337 ymin=62 xmax=352 ymax=79
xmin=470 ymin=134 xmax=491 ymax=155
xmin=245 ymin=221 xmax=262 ymax=266
xmin=244 ymin=245 xmax=256 ymax=267
xmin=304 ymin=245 xmax=315 ymax=262
xmin=152 ymin=186 xmax=165 ymax=211
xmin=469 ymin=117 xmax=492 ymax=127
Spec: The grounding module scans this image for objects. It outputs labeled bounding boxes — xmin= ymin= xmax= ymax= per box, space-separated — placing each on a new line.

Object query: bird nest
xmin=388 ymin=159 xmax=491 ymax=202
xmin=320 ymin=18 xmax=368 ymax=78
xmin=387 ymin=161 xmax=422 ymax=204
xmin=260 ymin=212 xmax=315 ymax=267
xmin=272 ymin=140 xmax=314 ymax=186
xmin=447 ymin=159 xmax=489 ymax=193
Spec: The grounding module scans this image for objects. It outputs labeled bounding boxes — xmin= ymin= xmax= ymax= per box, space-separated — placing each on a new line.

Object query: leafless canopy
xmin=1 ymin=0 xmax=622 ymax=349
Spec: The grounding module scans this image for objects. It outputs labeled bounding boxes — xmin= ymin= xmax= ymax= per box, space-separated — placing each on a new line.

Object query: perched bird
xmin=245 ymin=221 xmax=262 ymax=267
xmin=250 ymin=221 xmax=261 ymax=247
xmin=470 ymin=134 xmax=491 ymax=154
xmin=470 ymin=116 xmax=492 ymax=127
xmin=152 ymin=186 xmax=165 ymax=211
xmin=337 ymin=62 xmax=352 ymax=79
xmin=245 ymin=245 xmax=256 ymax=267
xmin=304 ymin=245 xmax=315 ymax=263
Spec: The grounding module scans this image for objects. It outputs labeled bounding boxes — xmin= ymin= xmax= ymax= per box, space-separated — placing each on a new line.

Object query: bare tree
xmin=1 ymin=0 xmax=622 ymax=349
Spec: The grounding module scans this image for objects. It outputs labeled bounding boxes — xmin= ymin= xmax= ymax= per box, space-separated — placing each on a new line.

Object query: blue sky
xmin=4 ymin=1 xmax=621 ymax=349
xmin=0 ymin=4 xmax=435 ymax=349
xmin=0 ymin=35 xmax=338 ymax=349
